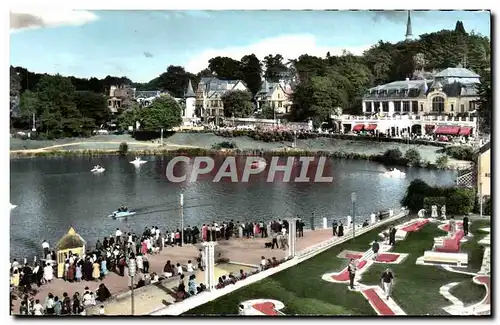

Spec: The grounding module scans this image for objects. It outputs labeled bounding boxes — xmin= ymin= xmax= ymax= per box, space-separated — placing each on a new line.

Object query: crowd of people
xmin=10 ymin=217 xmax=311 ymax=315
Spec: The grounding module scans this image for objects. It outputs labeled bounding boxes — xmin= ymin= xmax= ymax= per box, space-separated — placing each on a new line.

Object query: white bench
xmin=422 ymin=251 xmax=468 ymax=267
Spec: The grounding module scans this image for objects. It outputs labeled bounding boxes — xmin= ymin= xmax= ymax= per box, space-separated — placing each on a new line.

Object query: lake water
xmin=10 ymin=155 xmax=456 ymax=259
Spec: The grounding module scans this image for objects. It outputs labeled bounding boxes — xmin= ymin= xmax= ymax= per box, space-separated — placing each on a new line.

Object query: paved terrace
xmin=11 ymin=227 xmax=344 ymax=313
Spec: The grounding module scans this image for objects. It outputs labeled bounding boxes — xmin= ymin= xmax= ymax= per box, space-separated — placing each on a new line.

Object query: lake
xmin=10 ymin=155 xmax=456 ymax=259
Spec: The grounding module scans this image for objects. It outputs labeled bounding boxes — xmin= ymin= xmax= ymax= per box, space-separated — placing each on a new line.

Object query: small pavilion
xmin=55 ymin=227 xmax=86 ymax=278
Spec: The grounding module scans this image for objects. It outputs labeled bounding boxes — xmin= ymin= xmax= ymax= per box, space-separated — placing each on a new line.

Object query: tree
xmin=220 ymin=90 xmax=253 ymax=118
xmin=477 ymin=72 xmax=491 ymax=133
xmin=263 ymin=54 xmax=288 ymax=82
xmin=240 ymin=54 xmax=262 ymax=96
xmin=454 ymin=20 xmax=466 ymax=34
xmin=19 ymin=90 xmax=38 ymax=118
xmin=74 ymin=91 xmax=111 ymax=128
xmin=404 ymin=148 xmax=421 ymax=166
xmin=257 ymin=105 xmax=276 ymax=119
xmin=139 ymin=95 xmax=182 ymax=131
xmin=291 ymin=72 xmax=349 ymax=127
xmin=435 ymin=155 xmax=449 ymax=169
xmin=118 ymin=105 xmax=140 ymax=131
xmin=208 ymin=56 xmax=242 ymax=80
xmin=10 ymin=69 xmax=22 ymax=119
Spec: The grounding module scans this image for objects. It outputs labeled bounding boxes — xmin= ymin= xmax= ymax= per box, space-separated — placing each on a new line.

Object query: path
xmin=10 ymin=141 xmax=202 ymax=154
xmin=11 ymin=227 xmax=336 ymax=313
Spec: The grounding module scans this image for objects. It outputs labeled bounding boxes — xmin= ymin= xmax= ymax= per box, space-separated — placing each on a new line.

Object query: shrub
xmin=383 ymin=148 xmax=403 ymax=161
xmin=435 ymin=155 xmax=449 ymax=169
xmin=404 ymin=149 xmax=421 ymax=166
xmin=446 ymin=187 xmax=476 ymax=215
xmin=484 ymin=197 xmax=492 ymax=215
xmin=402 ymin=179 xmax=476 ymax=214
xmin=211 ymin=141 xmax=237 ymax=150
xmin=118 ymin=142 xmax=129 ymax=156
xmin=442 ymin=146 xmax=474 ymax=161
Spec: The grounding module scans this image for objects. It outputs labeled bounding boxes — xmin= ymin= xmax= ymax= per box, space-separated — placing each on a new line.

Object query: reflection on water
xmin=10 ymin=155 xmax=456 ymax=259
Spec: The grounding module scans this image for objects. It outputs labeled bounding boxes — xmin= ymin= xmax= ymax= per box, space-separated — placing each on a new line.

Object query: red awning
xmin=459 ymin=127 xmax=472 ymax=136
xmin=352 ymin=124 xmax=364 ymax=132
xmin=434 ymin=125 xmax=461 ymax=135
xmin=365 ymin=124 xmax=377 ymax=131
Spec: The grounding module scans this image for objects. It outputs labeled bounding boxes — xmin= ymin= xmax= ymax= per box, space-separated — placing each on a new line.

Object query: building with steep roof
xmin=405 ymin=10 xmax=414 ymax=41
xmin=255 ymin=80 xmax=294 ymax=115
xmin=183 ymin=79 xmax=197 ymax=125
xmin=195 ymin=77 xmax=248 ymax=122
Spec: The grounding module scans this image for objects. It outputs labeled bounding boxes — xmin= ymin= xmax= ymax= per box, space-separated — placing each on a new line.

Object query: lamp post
xmin=180 ymin=193 xmax=184 ymax=246
xmin=351 ymin=192 xmax=356 ymax=241
xmin=127 ymin=257 xmax=136 ymax=315
xmin=160 ymin=128 xmax=164 ymax=146
xmin=479 ymin=182 xmax=483 ymax=217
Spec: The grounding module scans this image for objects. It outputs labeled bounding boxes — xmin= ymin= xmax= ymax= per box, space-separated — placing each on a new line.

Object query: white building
xmin=356 ymin=66 xmax=481 ymax=137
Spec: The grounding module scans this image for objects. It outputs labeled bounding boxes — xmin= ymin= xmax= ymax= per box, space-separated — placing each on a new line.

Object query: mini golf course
xmin=184 ymin=218 xmax=490 ymax=316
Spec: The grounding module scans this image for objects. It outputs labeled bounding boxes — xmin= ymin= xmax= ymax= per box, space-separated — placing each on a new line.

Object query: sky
xmin=10 ymin=9 xmax=491 ymax=83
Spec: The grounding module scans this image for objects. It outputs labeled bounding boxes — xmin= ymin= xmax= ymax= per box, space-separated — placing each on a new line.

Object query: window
xmin=412 ymin=101 xmax=418 ymax=113
xmin=460 ymin=104 xmax=465 ymax=112
xmin=403 ymin=101 xmax=410 ymax=112
xmin=469 ymin=101 xmax=475 ymax=111
xmin=278 ymin=93 xmax=281 ymax=99
xmin=374 ymin=102 xmax=380 ymax=111
xmin=278 ymin=102 xmax=282 ymax=108
xmin=432 ymin=96 xmax=445 ymax=113
xmin=451 ymin=104 xmax=454 ymax=112
xmin=485 ymin=173 xmax=490 ymax=177
xmin=402 ymin=89 xmax=408 ymax=96
xmin=420 ymin=104 xmax=424 ymax=112
xmin=382 ymin=102 xmax=389 ymax=112
xmin=393 ymin=101 xmax=401 ymax=112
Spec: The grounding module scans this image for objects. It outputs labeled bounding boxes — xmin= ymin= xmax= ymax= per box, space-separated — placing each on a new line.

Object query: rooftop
xmin=435 ymin=68 xmax=480 ymax=78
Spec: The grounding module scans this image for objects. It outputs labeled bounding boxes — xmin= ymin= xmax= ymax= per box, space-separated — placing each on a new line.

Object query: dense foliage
xmin=10 ymin=21 xmax=491 ymax=138
xmin=402 ymin=179 xmax=476 ymax=214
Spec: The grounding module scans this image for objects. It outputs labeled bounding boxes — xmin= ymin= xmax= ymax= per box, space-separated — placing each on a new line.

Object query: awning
xmin=352 ymin=124 xmax=364 ymax=132
xmin=365 ymin=124 xmax=377 ymax=131
xmin=434 ymin=125 xmax=461 ymax=135
xmin=459 ymin=127 xmax=472 ymax=136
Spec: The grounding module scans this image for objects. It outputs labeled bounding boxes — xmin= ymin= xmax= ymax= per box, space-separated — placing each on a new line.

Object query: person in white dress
xmin=33 ymin=299 xmax=44 ymax=315
xmin=43 ymin=263 xmax=54 ymax=283
xmin=187 ymin=260 xmax=195 ymax=272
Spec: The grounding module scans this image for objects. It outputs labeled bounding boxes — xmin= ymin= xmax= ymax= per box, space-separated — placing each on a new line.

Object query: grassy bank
xmin=10 ymin=146 xmax=453 ymax=170
xmin=182 ymin=129 xmax=450 ymax=148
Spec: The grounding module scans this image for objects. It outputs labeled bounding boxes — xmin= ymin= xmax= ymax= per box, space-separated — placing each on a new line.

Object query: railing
xmin=336 ymin=115 xmax=478 ymax=123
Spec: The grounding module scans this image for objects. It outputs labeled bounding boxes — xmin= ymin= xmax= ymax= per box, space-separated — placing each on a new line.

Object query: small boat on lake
xmin=91 ymin=165 xmax=105 ymax=173
xmin=383 ymin=168 xmax=406 ymax=178
xmin=130 ymin=157 xmax=147 ymax=166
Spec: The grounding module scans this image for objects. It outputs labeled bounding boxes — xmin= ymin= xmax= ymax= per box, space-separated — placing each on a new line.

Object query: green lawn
xmin=184 ymin=219 xmax=489 ymax=316
xmin=450 ymin=279 xmax=486 ymax=307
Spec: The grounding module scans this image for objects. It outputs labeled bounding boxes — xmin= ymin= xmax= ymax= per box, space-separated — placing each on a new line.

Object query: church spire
xmin=405 ymin=10 xmax=413 ymax=40
xmin=185 ymin=80 xmax=195 ymax=98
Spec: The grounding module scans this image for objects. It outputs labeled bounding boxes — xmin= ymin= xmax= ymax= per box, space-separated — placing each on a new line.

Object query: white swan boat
xmin=108 ymin=210 xmax=137 ymax=219
xmin=91 ymin=166 xmax=105 ymax=173
xmin=10 ymin=203 xmax=17 ymax=210
xmin=383 ymin=168 xmax=406 ymax=178
xmin=130 ymin=157 xmax=147 ymax=166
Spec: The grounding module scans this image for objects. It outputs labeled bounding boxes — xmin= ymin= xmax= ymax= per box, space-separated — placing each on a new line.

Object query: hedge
xmin=402 ymin=179 xmax=476 ymax=214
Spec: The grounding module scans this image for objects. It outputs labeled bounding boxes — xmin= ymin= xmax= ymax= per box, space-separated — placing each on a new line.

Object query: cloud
xmin=184 ymin=34 xmax=371 ymax=73
xmin=163 ymin=10 xmax=211 ymax=20
xmin=10 ymin=9 xmax=98 ymax=32
xmin=144 ymin=52 xmax=154 ymax=58
xmin=370 ymin=10 xmax=425 ymax=24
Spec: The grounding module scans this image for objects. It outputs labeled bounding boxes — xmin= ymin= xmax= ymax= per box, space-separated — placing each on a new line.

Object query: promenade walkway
xmin=11 ymin=227 xmax=340 ymax=313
